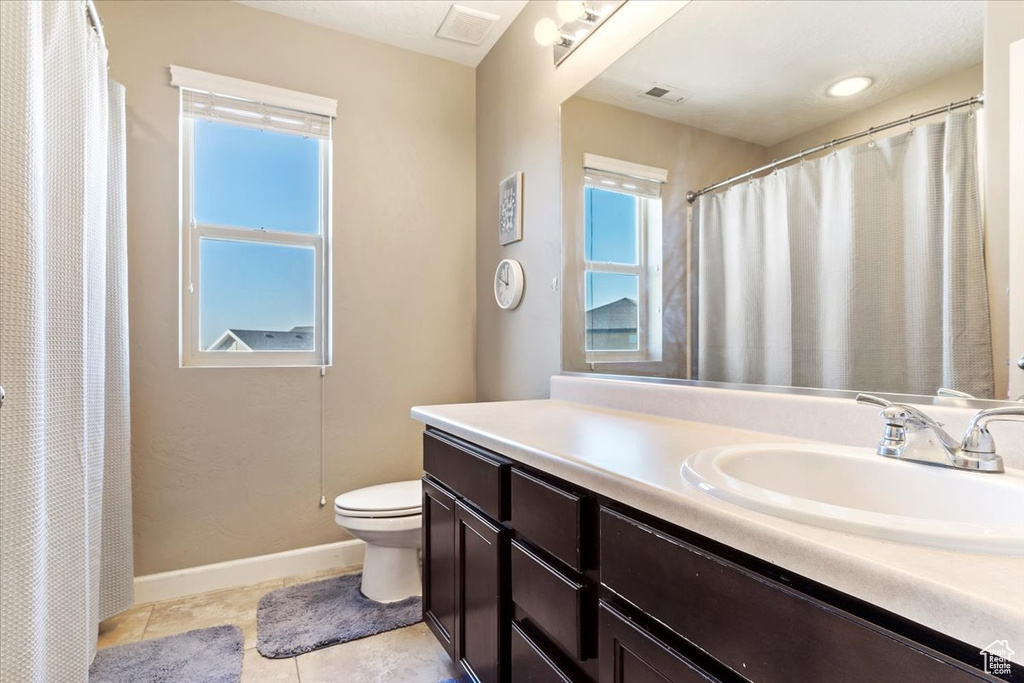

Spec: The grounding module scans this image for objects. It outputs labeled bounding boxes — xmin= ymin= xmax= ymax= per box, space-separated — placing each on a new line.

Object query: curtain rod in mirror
xmin=686 ymin=94 xmax=984 ymax=203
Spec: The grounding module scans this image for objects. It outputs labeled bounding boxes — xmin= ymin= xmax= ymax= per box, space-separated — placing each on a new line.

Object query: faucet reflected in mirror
xmin=855 ymin=394 xmax=1024 ymax=473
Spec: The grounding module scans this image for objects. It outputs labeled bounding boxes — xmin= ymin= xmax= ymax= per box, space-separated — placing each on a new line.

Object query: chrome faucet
xmin=856 ymin=394 xmax=1023 ymax=473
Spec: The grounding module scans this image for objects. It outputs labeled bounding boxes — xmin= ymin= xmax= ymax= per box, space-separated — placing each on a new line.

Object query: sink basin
xmin=682 ymin=444 xmax=1024 ymax=555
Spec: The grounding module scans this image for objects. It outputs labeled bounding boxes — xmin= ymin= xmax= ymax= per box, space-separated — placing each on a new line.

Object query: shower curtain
xmin=696 ymin=112 xmax=994 ymax=397
xmin=0 ymin=2 xmax=133 ymax=681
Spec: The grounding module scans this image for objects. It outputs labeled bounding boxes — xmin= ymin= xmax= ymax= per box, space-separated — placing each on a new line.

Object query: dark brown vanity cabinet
xmin=423 ymin=430 xmax=511 ymax=683
xmin=456 ymin=500 xmax=507 ymax=683
xmin=423 ymin=477 xmax=457 ymax=659
xmin=598 ymin=601 xmax=718 ymax=683
xmin=422 ymin=429 xmax=1018 ymax=683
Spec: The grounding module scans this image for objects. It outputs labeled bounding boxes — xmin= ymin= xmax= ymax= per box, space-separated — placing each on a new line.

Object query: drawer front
xmin=424 ymin=430 xmax=510 ymax=521
xmin=598 ymin=601 xmax=718 ymax=683
xmin=511 ymin=468 xmax=584 ymax=571
xmin=511 ymin=622 xmax=574 ymax=683
xmin=511 ymin=540 xmax=585 ymax=662
xmin=600 ymin=508 xmax=994 ymax=683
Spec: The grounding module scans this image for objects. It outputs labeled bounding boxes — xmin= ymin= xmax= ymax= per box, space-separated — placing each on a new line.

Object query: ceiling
xmin=577 ymin=0 xmax=984 ymax=147
xmin=236 ymin=0 xmax=528 ymax=67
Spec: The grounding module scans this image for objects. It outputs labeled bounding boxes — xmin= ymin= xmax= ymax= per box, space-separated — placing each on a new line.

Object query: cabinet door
xmin=599 ymin=601 xmax=718 ymax=683
xmin=423 ymin=477 xmax=457 ymax=659
xmin=456 ymin=499 xmax=507 ymax=683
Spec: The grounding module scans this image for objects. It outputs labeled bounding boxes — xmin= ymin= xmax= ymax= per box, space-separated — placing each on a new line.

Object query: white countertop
xmin=412 ymin=398 xmax=1024 ymax=664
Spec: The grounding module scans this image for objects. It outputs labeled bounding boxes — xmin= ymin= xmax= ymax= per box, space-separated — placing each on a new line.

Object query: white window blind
xmin=181 ymin=90 xmax=331 ymax=140
xmin=583 ymin=168 xmax=663 ymax=199
xmin=583 ymin=154 xmax=668 ymax=199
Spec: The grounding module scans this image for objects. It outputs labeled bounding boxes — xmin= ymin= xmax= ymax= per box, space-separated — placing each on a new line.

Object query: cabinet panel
xmin=600 ymin=508 xmax=996 ymax=683
xmin=422 ymin=477 xmax=456 ymax=659
xmin=511 ymin=468 xmax=584 ymax=571
xmin=512 ymin=622 xmax=574 ymax=683
xmin=598 ymin=601 xmax=717 ymax=683
xmin=511 ymin=540 xmax=586 ymax=663
xmin=456 ymin=500 xmax=507 ymax=683
xmin=424 ymin=430 xmax=511 ymax=521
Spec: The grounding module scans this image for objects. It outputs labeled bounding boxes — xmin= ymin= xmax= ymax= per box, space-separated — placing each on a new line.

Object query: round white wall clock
xmin=494 ymin=259 xmax=524 ymax=310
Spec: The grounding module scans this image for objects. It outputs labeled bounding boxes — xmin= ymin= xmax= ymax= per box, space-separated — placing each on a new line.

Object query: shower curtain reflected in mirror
xmin=696 ymin=112 xmax=994 ymax=398
xmin=0 ymin=2 xmax=133 ymax=681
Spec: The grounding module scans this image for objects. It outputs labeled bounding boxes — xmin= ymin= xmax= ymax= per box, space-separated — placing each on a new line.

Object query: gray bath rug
xmin=89 ymin=625 xmax=243 ymax=683
xmin=257 ymin=572 xmax=422 ymax=658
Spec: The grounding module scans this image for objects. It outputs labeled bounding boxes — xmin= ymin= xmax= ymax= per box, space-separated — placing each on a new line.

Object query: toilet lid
xmin=334 ymin=480 xmax=422 ymax=518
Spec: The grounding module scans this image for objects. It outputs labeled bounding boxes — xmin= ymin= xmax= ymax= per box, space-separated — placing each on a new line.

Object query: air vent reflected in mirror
xmin=636 ymin=83 xmax=688 ymax=105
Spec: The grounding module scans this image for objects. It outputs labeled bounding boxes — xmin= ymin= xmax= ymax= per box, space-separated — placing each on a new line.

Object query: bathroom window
xmin=583 ymin=158 xmax=664 ymax=363
xmin=174 ymin=67 xmax=335 ymax=367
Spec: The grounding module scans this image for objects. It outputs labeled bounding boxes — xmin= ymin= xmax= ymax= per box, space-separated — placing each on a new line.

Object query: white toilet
xmin=334 ymin=480 xmax=422 ymax=603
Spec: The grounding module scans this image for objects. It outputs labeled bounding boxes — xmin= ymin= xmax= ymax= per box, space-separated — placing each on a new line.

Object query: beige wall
xmin=985 ymin=0 xmax=1024 ymax=399
xmin=767 ymin=64 xmax=983 ymax=159
xmin=98 ymin=0 xmax=477 ymax=575
xmin=475 ymin=1 xmax=688 ymax=401
xmin=560 ymin=96 xmax=766 ymax=377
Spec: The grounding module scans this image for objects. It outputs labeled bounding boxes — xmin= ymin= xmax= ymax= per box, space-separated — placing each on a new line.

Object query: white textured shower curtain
xmin=696 ymin=112 xmax=993 ymax=397
xmin=0 ymin=2 xmax=133 ymax=681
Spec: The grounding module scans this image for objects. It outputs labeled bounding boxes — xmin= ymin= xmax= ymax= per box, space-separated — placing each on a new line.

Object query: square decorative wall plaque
xmin=499 ymin=172 xmax=523 ymax=245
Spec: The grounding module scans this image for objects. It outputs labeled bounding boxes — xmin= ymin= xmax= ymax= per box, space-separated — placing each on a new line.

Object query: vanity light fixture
xmin=535 ymin=0 xmax=625 ymax=66
xmin=827 ymin=76 xmax=873 ymax=97
xmin=557 ymin=1 xmax=598 ymax=23
xmin=534 ymin=18 xmax=571 ymax=47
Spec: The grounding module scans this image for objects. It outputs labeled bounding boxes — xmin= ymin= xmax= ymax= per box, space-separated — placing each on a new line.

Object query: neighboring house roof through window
xmin=208 ymin=326 xmax=314 ymax=351
xmin=586 ymin=297 xmax=638 ymax=332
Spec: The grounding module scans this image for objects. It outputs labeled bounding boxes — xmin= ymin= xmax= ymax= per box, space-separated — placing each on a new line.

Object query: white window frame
xmin=583 ymin=176 xmax=663 ymax=364
xmin=178 ymin=97 xmax=333 ymax=368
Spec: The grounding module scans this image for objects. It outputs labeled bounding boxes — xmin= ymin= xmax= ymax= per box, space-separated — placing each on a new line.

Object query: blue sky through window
xmin=200 ymin=239 xmax=315 ymax=349
xmin=194 ymin=121 xmax=321 ymax=349
xmin=585 ymin=187 xmax=638 ymax=310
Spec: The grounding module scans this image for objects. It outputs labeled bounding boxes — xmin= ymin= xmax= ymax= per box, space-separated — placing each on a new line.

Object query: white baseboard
xmin=133 ymin=539 xmax=366 ymax=605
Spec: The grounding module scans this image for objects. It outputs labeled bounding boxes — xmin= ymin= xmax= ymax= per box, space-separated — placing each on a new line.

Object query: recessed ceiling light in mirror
xmin=827 ymin=76 xmax=874 ymax=97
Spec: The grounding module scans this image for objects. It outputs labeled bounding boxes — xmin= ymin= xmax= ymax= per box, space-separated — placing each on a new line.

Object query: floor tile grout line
xmin=139 ymin=604 xmax=155 ymax=641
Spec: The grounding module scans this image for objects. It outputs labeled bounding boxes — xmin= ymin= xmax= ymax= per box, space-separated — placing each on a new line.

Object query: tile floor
xmin=97 ymin=566 xmax=461 ymax=683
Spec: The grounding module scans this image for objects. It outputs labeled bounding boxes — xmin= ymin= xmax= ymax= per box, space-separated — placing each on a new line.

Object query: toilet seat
xmin=334 ymin=480 xmax=421 ymax=518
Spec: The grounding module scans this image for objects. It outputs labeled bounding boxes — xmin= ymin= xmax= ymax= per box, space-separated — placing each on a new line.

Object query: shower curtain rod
xmin=85 ymin=0 xmax=105 ymax=45
xmin=686 ymin=94 xmax=984 ymax=203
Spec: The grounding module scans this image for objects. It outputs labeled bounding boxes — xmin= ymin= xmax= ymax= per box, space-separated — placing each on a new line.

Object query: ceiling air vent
xmin=637 ymin=83 xmax=688 ymax=105
xmin=436 ymin=4 xmax=500 ymax=46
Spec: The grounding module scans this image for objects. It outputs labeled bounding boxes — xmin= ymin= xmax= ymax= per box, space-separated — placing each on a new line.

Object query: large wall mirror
xmin=561 ymin=0 xmax=1023 ymax=403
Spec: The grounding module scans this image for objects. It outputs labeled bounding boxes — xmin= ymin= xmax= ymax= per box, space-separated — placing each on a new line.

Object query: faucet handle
xmin=855 ymin=394 xmax=891 ymax=409
xmin=962 ymin=406 xmax=1024 ymax=455
xmin=856 ymin=394 xmax=937 ymax=429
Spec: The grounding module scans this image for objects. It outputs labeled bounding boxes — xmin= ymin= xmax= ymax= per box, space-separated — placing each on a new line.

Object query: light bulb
xmin=826 ymin=76 xmax=873 ymax=98
xmin=533 ymin=18 xmax=560 ymax=46
xmin=557 ymin=1 xmax=586 ymax=22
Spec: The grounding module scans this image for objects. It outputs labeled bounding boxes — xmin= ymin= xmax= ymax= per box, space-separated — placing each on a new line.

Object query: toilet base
xmin=360 ymin=543 xmax=421 ymax=603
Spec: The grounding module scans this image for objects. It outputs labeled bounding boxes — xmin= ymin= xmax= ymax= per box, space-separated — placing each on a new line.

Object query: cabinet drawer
xmin=512 ymin=540 xmax=586 ymax=662
xmin=600 ymin=508 xmax=994 ymax=683
xmin=424 ymin=430 xmax=510 ymax=521
xmin=598 ymin=600 xmax=718 ymax=683
xmin=511 ymin=622 xmax=574 ymax=683
xmin=511 ymin=468 xmax=584 ymax=571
